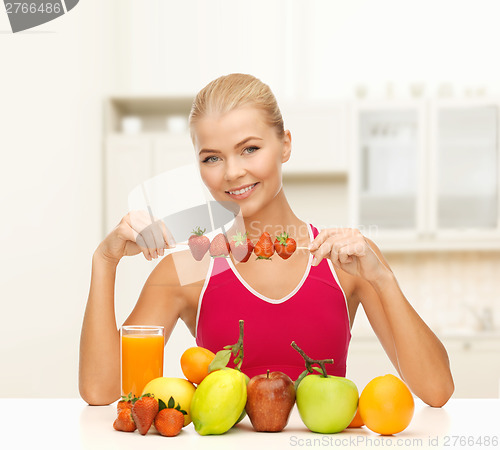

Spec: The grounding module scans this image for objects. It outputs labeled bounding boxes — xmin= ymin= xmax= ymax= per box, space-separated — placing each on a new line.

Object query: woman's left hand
xmin=308 ymin=228 xmax=390 ymax=282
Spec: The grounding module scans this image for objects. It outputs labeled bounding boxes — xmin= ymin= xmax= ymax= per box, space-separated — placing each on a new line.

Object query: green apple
xmin=296 ymin=374 xmax=358 ymax=433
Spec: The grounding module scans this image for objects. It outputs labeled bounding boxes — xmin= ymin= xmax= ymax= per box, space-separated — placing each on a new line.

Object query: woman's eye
xmin=244 ymin=146 xmax=259 ymax=154
xmin=202 ymin=155 xmax=220 ymax=163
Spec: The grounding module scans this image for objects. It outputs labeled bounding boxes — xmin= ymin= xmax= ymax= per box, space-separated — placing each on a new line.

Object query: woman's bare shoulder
xmin=148 ymin=249 xmax=211 ymax=291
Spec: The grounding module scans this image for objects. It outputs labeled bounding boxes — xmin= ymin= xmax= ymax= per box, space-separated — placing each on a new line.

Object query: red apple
xmin=245 ymin=370 xmax=296 ymax=432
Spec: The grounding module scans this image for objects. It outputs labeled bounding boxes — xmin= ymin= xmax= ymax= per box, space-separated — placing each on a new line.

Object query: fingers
xmin=160 ymin=220 xmax=176 ymax=249
xmin=126 ymin=211 xmax=173 ymax=261
xmin=309 ymin=228 xmax=349 ymax=252
xmin=116 ymin=220 xmax=154 ymax=261
xmin=310 ymin=229 xmax=366 ymax=267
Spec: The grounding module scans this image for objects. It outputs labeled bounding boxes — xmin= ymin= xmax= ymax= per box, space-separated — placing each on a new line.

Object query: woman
xmin=79 ymin=73 xmax=454 ymax=407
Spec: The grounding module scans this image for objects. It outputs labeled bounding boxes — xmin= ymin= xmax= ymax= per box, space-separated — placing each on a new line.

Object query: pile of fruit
xmin=113 ymin=392 xmax=187 ymax=437
xmin=188 ymin=227 xmax=297 ymax=261
xmin=113 ymin=320 xmax=415 ymax=437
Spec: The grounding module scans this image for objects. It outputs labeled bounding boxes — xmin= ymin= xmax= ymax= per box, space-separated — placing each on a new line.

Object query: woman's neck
xmin=230 ymin=189 xmax=310 ymax=244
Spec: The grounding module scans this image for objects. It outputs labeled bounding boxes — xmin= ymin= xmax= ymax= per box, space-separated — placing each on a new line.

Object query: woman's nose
xmin=224 ymin=157 xmax=246 ymax=181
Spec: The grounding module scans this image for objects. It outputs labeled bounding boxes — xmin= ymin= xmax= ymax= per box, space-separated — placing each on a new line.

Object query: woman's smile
xmin=225 ymin=182 xmax=260 ymax=200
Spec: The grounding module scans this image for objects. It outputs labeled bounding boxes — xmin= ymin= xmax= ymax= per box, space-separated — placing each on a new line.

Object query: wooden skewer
xmin=173 ymin=242 xmax=311 ymax=250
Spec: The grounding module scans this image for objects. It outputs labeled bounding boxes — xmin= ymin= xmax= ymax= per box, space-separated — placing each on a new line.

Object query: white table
xmin=0 ymin=398 xmax=499 ymax=449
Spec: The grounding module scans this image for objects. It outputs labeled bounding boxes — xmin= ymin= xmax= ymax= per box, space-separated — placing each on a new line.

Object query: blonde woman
xmin=79 ymin=74 xmax=454 ymax=407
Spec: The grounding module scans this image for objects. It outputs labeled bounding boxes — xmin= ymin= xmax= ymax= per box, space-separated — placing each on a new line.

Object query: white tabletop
xmin=0 ymin=398 xmax=499 ymax=449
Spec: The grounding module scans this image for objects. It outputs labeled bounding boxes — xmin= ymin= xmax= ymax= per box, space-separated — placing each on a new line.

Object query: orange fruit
xmin=347 ymin=407 xmax=364 ymax=428
xmin=358 ymin=374 xmax=414 ymax=435
xmin=180 ymin=347 xmax=216 ymax=385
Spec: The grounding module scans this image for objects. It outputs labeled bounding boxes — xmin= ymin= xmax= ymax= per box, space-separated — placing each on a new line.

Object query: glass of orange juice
xmin=120 ymin=325 xmax=164 ymax=397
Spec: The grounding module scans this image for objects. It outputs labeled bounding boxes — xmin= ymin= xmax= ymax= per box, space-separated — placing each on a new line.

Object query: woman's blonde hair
xmin=189 ymin=73 xmax=285 ymax=141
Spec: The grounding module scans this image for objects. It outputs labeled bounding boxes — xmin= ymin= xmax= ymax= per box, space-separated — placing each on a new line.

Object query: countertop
xmin=1 ymin=398 xmax=499 ymax=449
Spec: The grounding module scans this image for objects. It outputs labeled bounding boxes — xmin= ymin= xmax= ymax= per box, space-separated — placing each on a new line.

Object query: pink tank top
xmin=195 ymin=224 xmax=351 ymax=380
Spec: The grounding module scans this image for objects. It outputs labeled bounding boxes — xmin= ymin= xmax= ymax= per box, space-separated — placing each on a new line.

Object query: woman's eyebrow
xmin=199 ymin=148 xmax=220 ymax=156
xmin=199 ymin=136 xmax=263 ymax=155
xmin=234 ymin=136 xmax=263 ymax=148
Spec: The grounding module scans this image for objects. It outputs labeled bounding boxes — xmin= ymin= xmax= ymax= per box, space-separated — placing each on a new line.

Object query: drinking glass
xmin=120 ymin=325 xmax=164 ymax=397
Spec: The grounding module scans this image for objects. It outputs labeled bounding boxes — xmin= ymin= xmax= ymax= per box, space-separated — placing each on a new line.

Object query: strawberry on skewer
xmin=229 ymin=231 xmax=254 ymax=263
xmin=274 ymin=232 xmax=297 ymax=259
xmin=254 ymin=232 xmax=274 ymax=260
xmin=188 ymin=227 xmax=210 ymax=261
xmin=209 ymin=233 xmax=230 ymax=257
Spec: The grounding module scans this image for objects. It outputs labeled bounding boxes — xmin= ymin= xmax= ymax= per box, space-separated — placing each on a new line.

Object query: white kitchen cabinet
xmin=103 ymin=97 xmax=196 ymax=332
xmin=281 ymin=102 xmax=348 ymax=175
xmin=444 ymin=335 xmax=500 ymax=398
xmin=105 ymin=135 xmax=152 ymax=230
xmin=346 ymin=336 xmax=400 ymax=393
xmin=429 ymin=100 xmax=500 ymax=241
xmin=103 ymin=96 xmax=195 ymax=231
xmin=347 ymin=334 xmax=500 ymax=398
xmin=350 ymin=99 xmax=500 ymax=251
xmin=350 ymin=101 xmax=426 ymax=239
xmin=152 ymin=134 xmax=196 ymax=177
xmin=105 ymin=133 xmax=196 ymax=231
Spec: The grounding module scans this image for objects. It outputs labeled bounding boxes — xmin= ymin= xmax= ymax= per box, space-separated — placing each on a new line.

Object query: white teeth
xmin=229 ymin=183 xmax=256 ymax=195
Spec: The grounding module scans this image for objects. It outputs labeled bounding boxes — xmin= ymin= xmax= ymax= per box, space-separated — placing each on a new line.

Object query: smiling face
xmin=193 ymin=107 xmax=291 ymax=220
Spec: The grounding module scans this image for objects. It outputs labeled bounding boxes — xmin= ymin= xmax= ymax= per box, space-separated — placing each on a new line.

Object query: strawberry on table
xmin=131 ymin=393 xmax=159 ymax=435
xmin=113 ymin=407 xmax=136 ymax=432
xmin=188 ymin=227 xmax=210 ymax=261
xmin=229 ymin=231 xmax=254 ymax=263
xmin=254 ymin=232 xmax=274 ymax=260
xmin=154 ymin=396 xmax=187 ymax=437
xmin=274 ymin=232 xmax=297 ymax=259
xmin=117 ymin=392 xmax=133 ymax=412
xmin=209 ymin=233 xmax=230 ymax=257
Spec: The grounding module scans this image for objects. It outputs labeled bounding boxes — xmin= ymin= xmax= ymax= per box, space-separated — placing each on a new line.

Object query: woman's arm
xmin=79 ymin=251 xmax=184 ymax=405
xmin=355 ymin=246 xmax=454 ymax=407
xmin=79 ymin=253 xmax=121 ymax=405
xmin=309 ymin=229 xmax=454 ymax=407
xmin=79 ymin=213 xmax=176 ymax=405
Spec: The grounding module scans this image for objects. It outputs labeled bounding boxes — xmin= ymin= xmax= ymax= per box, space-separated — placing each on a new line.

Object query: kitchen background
xmin=1 ymin=0 xmax=499 ymax=399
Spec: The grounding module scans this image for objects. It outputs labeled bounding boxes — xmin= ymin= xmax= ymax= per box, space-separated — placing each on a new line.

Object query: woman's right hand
xmin=95 ymin=211 xmax=176 ymax=264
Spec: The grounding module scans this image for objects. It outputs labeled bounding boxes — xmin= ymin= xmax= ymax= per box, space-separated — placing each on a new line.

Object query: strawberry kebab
xmin=187 ymin=228 xmax=298 ymax=262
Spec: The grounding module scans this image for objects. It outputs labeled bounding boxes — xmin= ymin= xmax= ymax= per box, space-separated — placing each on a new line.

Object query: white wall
xmin=110 ymin=0 xmax=500 ymax=100
xmin=1 ymin=0 xmax=500 ymax=398
xmin=0 ymin=1 xmax=114 ymax=397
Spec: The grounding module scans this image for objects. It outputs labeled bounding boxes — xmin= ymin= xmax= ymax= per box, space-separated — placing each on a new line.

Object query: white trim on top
xmin=225 ymin=223 xmax=315 ymax=304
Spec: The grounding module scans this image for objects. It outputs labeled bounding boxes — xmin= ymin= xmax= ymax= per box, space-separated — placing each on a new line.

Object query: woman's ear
xmin=281 ymin=130 xmax=292 ymax=163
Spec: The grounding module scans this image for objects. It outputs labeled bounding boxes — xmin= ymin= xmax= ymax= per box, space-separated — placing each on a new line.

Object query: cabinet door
xmin=281 ymin=103 xmax=347 ymax=174
xmin=445 ymin=338 xmax=500 ymax=398
xmin=430 ymin=103 xmax=499 ymax=232
xmin=351 ymin=103 xmax=426 ymax=234
xmin=105 ymin=135 xmax=152 ymax=231
xmin=105 ymin=135 xmax=157 ymax=317
xmin=152 ymin=134 xmax=196 ymax=176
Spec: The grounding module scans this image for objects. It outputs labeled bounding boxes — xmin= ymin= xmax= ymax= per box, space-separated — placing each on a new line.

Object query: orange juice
xmin=121 ymin=334 xmax=164 ymax=397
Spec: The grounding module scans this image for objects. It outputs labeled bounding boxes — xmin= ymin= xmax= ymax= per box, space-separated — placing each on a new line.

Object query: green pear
xmin=190 ymin=368 xmax=247 ymax=435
